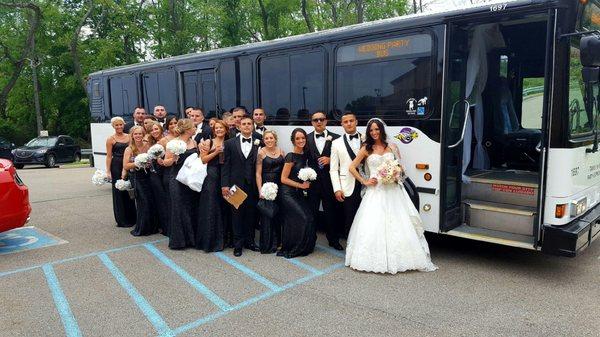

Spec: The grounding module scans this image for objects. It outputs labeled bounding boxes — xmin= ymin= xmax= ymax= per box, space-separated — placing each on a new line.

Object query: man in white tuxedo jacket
xmin=330 ymin=112 xmax=362 ymax=238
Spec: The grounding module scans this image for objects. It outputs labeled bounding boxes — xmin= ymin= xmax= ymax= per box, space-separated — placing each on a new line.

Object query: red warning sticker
xmin=491 ymin=184 xmax=535 ymax=195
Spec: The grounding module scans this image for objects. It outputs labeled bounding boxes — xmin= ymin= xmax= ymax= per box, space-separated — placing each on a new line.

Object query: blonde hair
xmin=263 ymin=130 xmax=278 ymax=142
xmin=111 ymin=117 xmax=125 ymax=126
xmin=128 ymin=125 xmax=146 ymax=156
xmin=175 ymin=118 xmax=194 ymax=135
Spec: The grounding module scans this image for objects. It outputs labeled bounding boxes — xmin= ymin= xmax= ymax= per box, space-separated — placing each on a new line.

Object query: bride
xmin=346 ymin=118 xmax=437 ymax=274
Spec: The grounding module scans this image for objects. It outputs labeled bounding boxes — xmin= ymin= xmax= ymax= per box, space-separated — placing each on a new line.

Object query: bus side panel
xmin=91 ymin=123 xmax=116 ymax=170
xmin=544 ymin=147 xmax=600 ymax=225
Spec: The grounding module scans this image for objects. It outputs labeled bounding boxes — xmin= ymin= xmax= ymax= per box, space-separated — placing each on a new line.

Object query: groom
xmin=330 ymin=112 xmax=362 ymax=238
xmin=221 ymin=116 xmax=260 ymax=257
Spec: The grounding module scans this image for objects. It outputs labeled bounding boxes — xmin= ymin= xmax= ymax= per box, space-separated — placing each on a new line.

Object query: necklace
xmin=265 ymin=147 xmax=277 ymax=156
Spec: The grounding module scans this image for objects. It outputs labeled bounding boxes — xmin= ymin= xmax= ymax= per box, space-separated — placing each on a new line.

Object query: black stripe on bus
xmin=416 ymin=187 xmax=436 ymax=194
xmin=93 ymin=152 xmax=107 ymax=156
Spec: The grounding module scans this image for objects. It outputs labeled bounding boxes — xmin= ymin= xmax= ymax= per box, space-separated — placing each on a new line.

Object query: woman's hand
xmin=299 ymin=181 xmax=310 ymax=190
xmin=106 ymin=173 xmax=112 ymax=182
xmin=363 ymin=178 xmax=378 ymax=186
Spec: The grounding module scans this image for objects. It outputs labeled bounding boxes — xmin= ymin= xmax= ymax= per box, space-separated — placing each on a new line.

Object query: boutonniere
xmin=253 ymin=139 xmax=260 ymax=146
xmin=360 ymin=134 xmax=366 ymax=142
xmin=326 ymin=135 xmax=333 ymax=142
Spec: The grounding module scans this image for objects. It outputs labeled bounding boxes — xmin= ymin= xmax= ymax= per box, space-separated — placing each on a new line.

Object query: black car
xmin=0 ymin=137 xmax=15 ymax=160
xmin=12 ymin=135 xmax=81 ymax=169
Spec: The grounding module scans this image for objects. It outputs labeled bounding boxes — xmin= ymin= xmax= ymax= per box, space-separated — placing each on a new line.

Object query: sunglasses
xmin=311 ymin=118 xmax=326 ymax=123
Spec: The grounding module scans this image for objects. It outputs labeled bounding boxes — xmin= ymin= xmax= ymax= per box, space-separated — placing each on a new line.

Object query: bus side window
xmin=521 ymin=77 xmax=544 ymax=129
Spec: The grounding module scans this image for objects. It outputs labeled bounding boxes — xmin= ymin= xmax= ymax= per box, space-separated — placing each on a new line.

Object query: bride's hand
xmin=363 ymin=178 xmax=378 ymax=186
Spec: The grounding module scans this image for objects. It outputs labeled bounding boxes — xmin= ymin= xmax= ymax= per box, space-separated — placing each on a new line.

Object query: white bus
xmin=87 ymin=0 xmax=600 ymax=256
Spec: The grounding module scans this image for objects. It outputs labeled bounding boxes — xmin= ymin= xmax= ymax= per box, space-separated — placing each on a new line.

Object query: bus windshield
xmin=569 ymin=1 xmax=600 ymax=138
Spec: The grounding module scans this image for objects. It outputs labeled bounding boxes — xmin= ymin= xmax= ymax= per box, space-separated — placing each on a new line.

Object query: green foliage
xmin=0 ymin=0 xmax=409 ymax=146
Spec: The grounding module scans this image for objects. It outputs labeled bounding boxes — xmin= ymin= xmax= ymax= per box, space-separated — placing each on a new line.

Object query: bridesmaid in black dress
xmin=256 ymin=130 xmax=285 ymax=254
xmin=279 ymin=128 xmax=316 ymax=258
xmin=105 ymin=117 xmax=136 ymax=227
xmin=157 ymin=116 xmax=179 ymax=237
xmin=195 ymin=119 xmax=228 ymax=252
xmin=124 ymin=126 xmax=157 ymax=236
xmin=162 ymin=119 xmax=199 ymax=249
xmin=146 ymin=122 xmax=169 ymax=235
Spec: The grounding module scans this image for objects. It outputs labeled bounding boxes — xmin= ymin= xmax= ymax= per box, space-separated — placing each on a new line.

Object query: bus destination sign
xmin=337 ymin=34 xmax=431 ymax=63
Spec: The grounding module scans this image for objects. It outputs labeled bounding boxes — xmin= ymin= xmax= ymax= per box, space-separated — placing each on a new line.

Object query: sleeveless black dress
xmin=149 ymin=158 xmax=169 ymax=236
xmin=195 ymin=142 xmax=226 ymax=252
xmin=130 ymin=157 xmax=158 ymax=236
xmin=168 ymin=148 xmax=200 ymax=249
xmin=259 ymin=154 xmax=284 ymax=253
xmin=279 ymin=152 xmax=316 ymax=258
xmin=110 ymin=142 xmax=136 ymax=227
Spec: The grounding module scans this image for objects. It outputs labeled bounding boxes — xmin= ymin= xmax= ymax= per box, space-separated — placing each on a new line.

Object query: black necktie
xmin=316 ymin=133 xmax=325 ymax=138
xmin=349 ymin=134 xmax=359 ymax=140
xmin=242 ymin=138 xmax=251 ymax=143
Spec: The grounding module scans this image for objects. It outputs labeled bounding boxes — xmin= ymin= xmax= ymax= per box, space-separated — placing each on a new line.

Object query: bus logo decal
xmin=396 ymin=128 xmax=419 ymax=144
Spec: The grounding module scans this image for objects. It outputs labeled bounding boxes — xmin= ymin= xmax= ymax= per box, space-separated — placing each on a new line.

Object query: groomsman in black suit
xmin=124 ymin=107 xmax=146 ymax=133
xmin=306 ymin=111 xmax=344 ymax=250
xmin=228 ymin=106 xmax=264 ymax=145
xmin=221 ymin=116 xmax=261 ymax=257
xmin=190 ymin=107 xmax=211 ymax=143
xmin=153 ymin=105 xmax=167 ymax=126
xmin=252 ymin=108 xmax=267 ymax=135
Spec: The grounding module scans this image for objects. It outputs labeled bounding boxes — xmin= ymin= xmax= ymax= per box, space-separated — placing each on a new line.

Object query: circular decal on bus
xmin=396 ymin=127 xmax=419 ymax=144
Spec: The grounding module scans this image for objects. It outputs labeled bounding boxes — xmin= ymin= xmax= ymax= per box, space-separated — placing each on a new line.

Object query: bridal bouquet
xmin=91 ymin=169 xmax=109 ymax=186
xmin=166 ymin=139 xmax=187 ymax=155
xmin=260 ymin=182 xmax=278 ymax=201
xmin=298 ymin=167 xmax=317 ymax=182
xmin=147 ymin=144 xmax=165 ymax=159
xmin=134 ymin=153 xmax=151 ymax=169
xmin=375 ymin=158 xmax=405 ymax=185
xmin=115 ymin=179 xmax=133 ymax=191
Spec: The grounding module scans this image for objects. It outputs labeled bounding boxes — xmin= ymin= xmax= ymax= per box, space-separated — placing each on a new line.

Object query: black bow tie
xmin=242 ymin=138 xmax=251 ymax=143
xmin=158 ymin=118 xmax=165 ymax=123
xmin=257 ymin=126 xmax=265 ymax=131
xmin=349 ymin=134 xmax=359 ymax=140
xmin=316 ymin=133 xmax=325 ymax=138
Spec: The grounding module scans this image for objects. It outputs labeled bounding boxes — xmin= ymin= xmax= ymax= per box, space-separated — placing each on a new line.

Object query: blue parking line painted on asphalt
xmin=0 ymin=238 xmax=168 ymax=278
xmin=315 ymin=244 xmax=346 ymax=258
xmin=214 ymin=252 xmax=283 ymax=292
xmin=143 ymin=243 xmax=233 ymax=312
xmin=285 ymin=258 xmax=325 ymax=275
xmin=42 ymin=264 xmax=82 ymax=337
xmin=98 ymin=253 xmax=173 ymax=337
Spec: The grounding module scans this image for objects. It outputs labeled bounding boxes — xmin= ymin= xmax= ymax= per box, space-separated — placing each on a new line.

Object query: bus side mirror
xmin=580 ymin=35 xmax=600 ymax=67
xmin=582 ymin=67 xmax=599 ymax=83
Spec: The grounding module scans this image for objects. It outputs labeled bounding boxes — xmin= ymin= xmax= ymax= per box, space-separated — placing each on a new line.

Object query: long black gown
xmin=259 ymin=154 xmax=284 ymax=254
xmin=279 ymin=152 xmax=316 ymax=258
xmin=149 ymin=159 xmax=169 ymax=236
xmin=130 ymin=161 xmax=158 ymax=236
xmin=195 ymin=143 xmax=226 ymax=252
xmin=168 ymin=148 xmax=200 ymax=249
xmin=110 ymin=142 xmax=136 ymax=227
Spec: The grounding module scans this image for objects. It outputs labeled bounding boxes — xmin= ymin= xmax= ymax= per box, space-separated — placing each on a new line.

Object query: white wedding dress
xmin=345 ymin=152 xmax=438 ymax=274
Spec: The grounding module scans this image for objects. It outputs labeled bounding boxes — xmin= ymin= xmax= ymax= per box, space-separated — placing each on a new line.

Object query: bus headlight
xmin=570 ymin=197 xmax=587 ymax=218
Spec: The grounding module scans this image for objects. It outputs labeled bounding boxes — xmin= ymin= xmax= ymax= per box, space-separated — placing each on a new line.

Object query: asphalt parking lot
xmin=1 ymin=166 xmax=599 ymax=337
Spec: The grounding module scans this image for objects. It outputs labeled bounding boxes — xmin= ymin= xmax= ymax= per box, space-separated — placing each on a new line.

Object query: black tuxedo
xmin=228 ymin=128 xmax=264 ymax=146
xmin=124 ymin=121 xmax=142 ymax=134
xmin=193 ymin=122 xmax=212 ymax=143
xmin=221 ymin=135 xmax=260 ymax=250
xmin=306 ymin=130 xmax=343 ymax=244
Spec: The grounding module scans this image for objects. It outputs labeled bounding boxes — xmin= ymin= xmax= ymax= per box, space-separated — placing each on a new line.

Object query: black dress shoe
xmin=233 ymin=248 xmax=242 ymax=257
xmin=245 ymin=244 xmax=260 ymax=252
xmin=329 ymin=242 xmax=344 ymax=251
xmin=276 ymin=250 xmax=285 ymax=257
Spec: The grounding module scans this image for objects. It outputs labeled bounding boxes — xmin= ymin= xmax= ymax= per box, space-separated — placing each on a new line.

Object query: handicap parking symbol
xmin=0 ymin=227 xmax=66 ymax=255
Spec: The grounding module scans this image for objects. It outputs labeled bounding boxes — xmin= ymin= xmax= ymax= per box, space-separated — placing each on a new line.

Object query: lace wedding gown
xmin=345 ymin=152 xmax=437 ymax=274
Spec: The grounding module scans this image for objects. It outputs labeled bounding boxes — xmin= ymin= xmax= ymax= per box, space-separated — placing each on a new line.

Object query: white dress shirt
xmin=314 ymin=130 xmax=328 ymax=155
xmin=194 ymin=122 xmax=205 ymax=137
xmin=240 ymin=135 xmax=252 ymax=158
xmin=346 ymin=133 xmax=361 ymax=154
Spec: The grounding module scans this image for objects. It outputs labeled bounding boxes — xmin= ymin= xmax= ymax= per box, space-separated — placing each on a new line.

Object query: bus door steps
xmin=463 ymin=169 xmax=538 ymax=207
xmin=462 ymin=199 xmax=537 ymax=236
xmin=445 ymin=224 xmax=535 ymax=250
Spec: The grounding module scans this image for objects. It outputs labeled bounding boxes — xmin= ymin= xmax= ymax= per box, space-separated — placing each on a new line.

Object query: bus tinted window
xmin=568 ymin=40 xmax=596 ymax=138
xmin=260 ymin=50 xmax=325 ymax=122
xmin=240 ymin=58 xmax=254 ymax=111
xmin=220 ymin=60 xmax=236 ymax=111
xmin=336 ymin=35 xmax=432 ymax=121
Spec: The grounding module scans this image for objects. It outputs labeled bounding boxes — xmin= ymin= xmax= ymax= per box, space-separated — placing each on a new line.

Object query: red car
xmin=0 ymin=159 xmax=31 ymax=232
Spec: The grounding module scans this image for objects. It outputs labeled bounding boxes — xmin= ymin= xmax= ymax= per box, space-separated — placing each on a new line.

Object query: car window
xmin=0 ymin=137 xmax=9 ymax=147
xmin=26 ymin=137 xmax=57 ymax=147
xmin=64 ymin=137 xmax=75 ymax=145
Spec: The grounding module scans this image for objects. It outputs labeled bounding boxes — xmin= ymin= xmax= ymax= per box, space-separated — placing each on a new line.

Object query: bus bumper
xmin=542 ymin=204 xmax=600 ymax=257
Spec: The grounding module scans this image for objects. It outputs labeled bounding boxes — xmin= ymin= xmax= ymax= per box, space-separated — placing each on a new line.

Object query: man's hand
xmin=221 ymin=187 xmax=230 ymax=198
xmin=318 ymin=156 xmax=330 ymax=166
xmin=335 ymin=190 xmax=345 ymax=202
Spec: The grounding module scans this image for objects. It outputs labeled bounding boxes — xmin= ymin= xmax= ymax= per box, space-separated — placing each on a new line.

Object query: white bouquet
xmin=134 ymin=153 xmax=151 ymax=169
xmin=375 ymin=158 xmax=405 ymax=185
xmin=91 ymin=169 xmax=108 ymax=186
xmin=298 ymin=167 xmax=317 ymax=182
xmin=147 ymin=144 xmax=165 ymax=159
xmin=115 ymin=179 xmax=133 ymax=191
xmin=261 ymin=182 xmax=278 ymax=201
xmin=166 ymin=139 xmax=187 ymax=155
